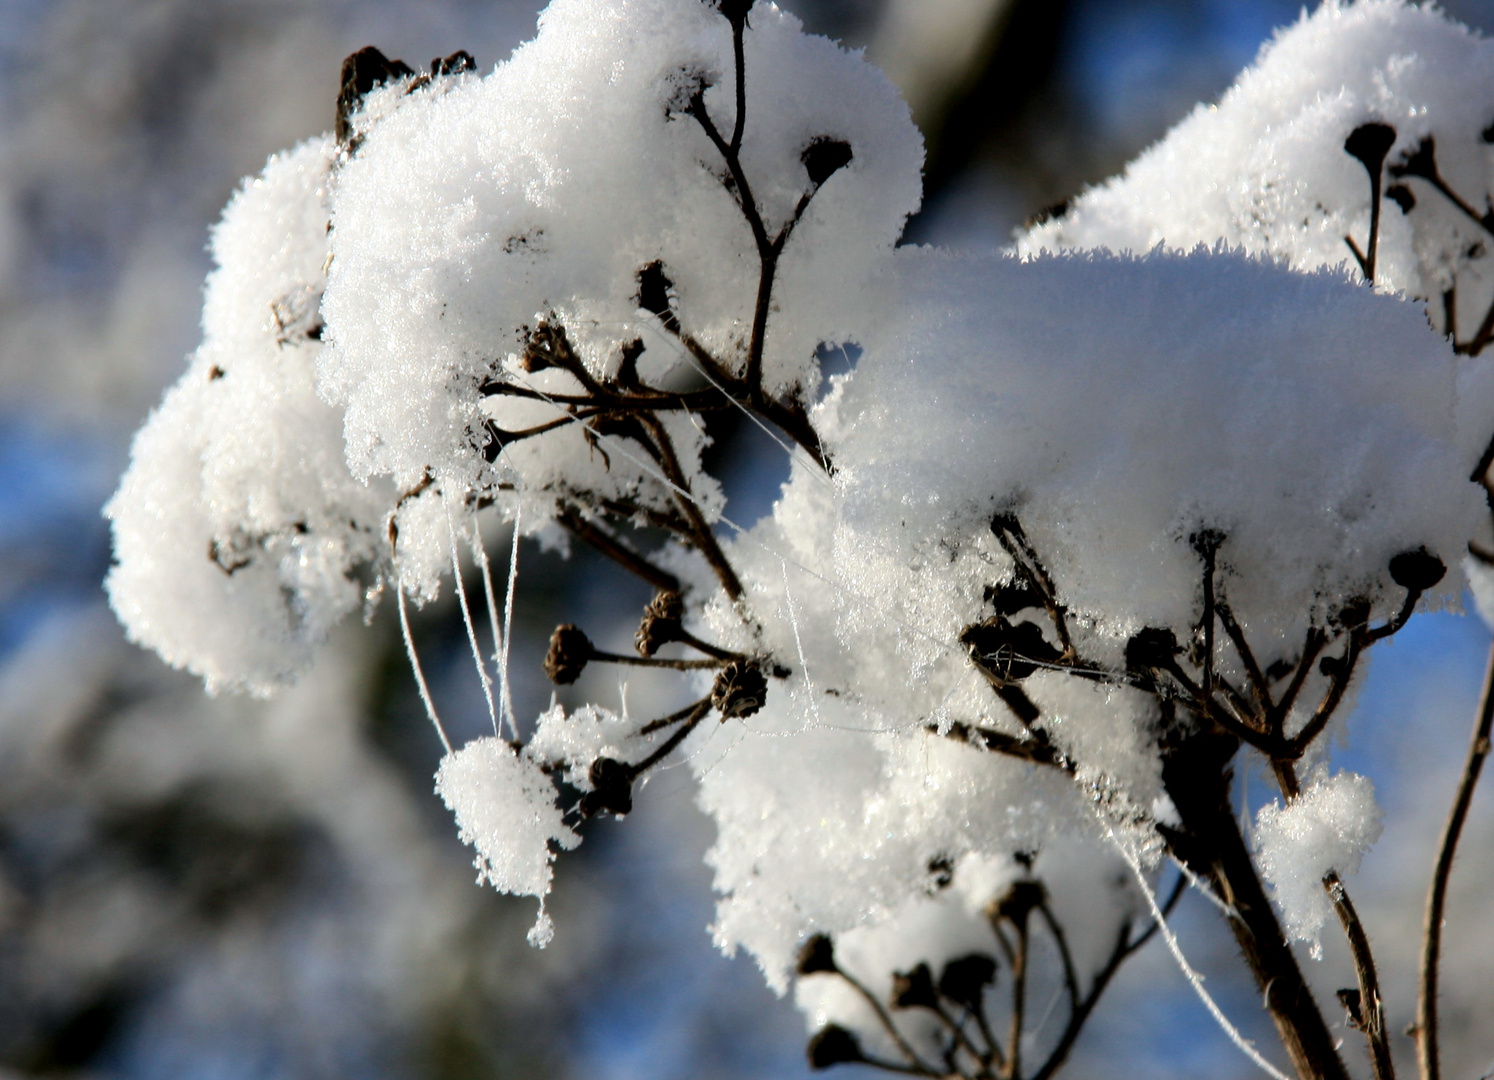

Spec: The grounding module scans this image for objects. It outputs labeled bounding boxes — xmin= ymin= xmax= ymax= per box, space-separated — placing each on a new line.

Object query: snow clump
xmin=434 ymin=736 xmax=581 ymax=946
xmin=1254 ymin=768 xmax=1383 ymax=956
xmin=105 ymin=138 xmax=393 ymax=694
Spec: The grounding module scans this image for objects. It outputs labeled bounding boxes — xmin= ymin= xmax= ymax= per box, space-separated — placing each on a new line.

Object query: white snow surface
xmin=1254 ymin=767 xmax=1382 ymax=955
xmin=319 ymin=0 xmax=922 ymax=596
xmin=1020 ymin=0 xmax=1494 ymax=353
xmin=106 ymin=138 xmax=393 ymax=694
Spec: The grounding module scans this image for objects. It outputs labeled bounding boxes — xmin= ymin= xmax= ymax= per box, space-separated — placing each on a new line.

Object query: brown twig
xmin=1416 ymin=636 xmax=1494 ymax=1080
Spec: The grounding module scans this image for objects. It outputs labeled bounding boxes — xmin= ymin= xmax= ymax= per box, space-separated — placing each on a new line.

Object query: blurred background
xmin=4 ymin=1 xmax=1494 ymax=1078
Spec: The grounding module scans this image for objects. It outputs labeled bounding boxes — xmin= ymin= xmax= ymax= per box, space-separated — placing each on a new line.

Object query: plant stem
xmin=1416 ymin=636 xmax=1494 ymax=1080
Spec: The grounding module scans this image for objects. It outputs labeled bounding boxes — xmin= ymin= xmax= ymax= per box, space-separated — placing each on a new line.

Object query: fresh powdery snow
xmin=105 ymin=0 xmax=1494 ymax=1060
xmin=1255 ymin=769 xmax=1383 ymax=957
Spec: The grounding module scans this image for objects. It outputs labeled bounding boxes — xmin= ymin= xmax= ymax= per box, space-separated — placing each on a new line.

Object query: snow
xmin=103 ymin=0 xmax=1494 ymax=1058
xmin=105 ymin=138 xmax=393 ymax=694
xmin=434 ymin=736 xmax=580 ymax=946
xmin=1254 ymin=768 xmax=1383 ymax=956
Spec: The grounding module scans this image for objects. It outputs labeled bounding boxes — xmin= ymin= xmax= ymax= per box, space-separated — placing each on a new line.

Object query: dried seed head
xmin=795 ymin=933 xmax=837 ymax=976
xmin=1389 ymin=136 xmax=1438 ymax=181
xmin=431 ymin=50 xmax=475 ymax=77
xmin=579 ymin=756 xmax=633 ymax=818
xmin=543 ymin=624 xmax=593 ymax=684
xmin=938 ymin=953 xmax=998 ymax=1008
xmin=1344 ymin=122 xmax=1397 ymax=175
xmin=961 ymin=617 xmax=1061 ymax=683
xmin=890 ymin=963 xmax=939 ymax=1010
xmin=336 ymin=47 xmax=415 ymax=144
xmin=712 ymin=660 xmax=767 ymax=719
xmin=806 ymin=1025 xmax=862 ymax=1070
xmin=635 ymin=590 xmax=684 ymax=657
xmin=1388 ymin=547 xmax=1445 ymax=592
xmin=802 ymin=137 xmax=853 ymax=187
xmin=990 ymin=879 xmax=1046 ymax=926
xmin=1125 ymin=626 xmax=1179 ymax=672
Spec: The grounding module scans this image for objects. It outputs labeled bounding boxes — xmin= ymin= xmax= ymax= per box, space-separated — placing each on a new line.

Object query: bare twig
xmin=1416 ymin=637 xmax=1494 ymax=1080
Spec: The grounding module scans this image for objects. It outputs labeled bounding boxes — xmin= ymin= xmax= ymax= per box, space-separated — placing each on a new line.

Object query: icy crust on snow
xmin=319 ymin=0 xmax=922 ymax=552
xmin=106 ymin=139 xmax=393 ymax=694
xmin=696 ymin=245 xmax=1476 ymax=988
xmin=1254 ymin=768 xmax=1382 ymax=956
xmin=1020 ymin=0 xmax=1494 ymax=346
xmin=434 ymin=736 xmax=580 ymax=946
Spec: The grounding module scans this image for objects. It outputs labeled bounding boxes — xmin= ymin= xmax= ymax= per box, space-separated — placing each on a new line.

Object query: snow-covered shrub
xmin=107 ymin=2 xmax=1494 ymax=1079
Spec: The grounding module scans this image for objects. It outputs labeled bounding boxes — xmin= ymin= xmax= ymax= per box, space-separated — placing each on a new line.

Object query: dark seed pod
xmin=796 ymin=933 xmax=837 ymax=976
xmin=806 ymin=1025 xmax=863 ymax=1070
xmin=1318 ymin=654 xmax=1346 ymax=680
xmin=1389 ymin=547 xmax=1446 ymax=592
xmin=543 ymin=624 xmax=593 ymax=685
xmin=1332 ymin=597 xmax=1373 ymax=632
xmin=431 ymin=50 xmax=476 ymax=76
xmin=635 ymin=590 xmax=684 ymax=657
xmin=1343 ymin=122 xmax=1397 ymax=175
xmin=715 ymin=0 xmax=754 ymax=28
xmin=802 ymin=137 xmax=853 ymax=187
xmin=579 ymin=756 xmax=633 ymax=818
xmin=991 ymin=879 xmax=1046 ymax=926
xmin=712 ymin=661 xmax=768 ymax=719
xmin=336 ymin=47 xmax=416 ymax=144
xmin=637 ymin=262 xmax=675 ymax=321
xmin=890 ymin=963 xmax=939 ymax=1010
xmin=1125 ymin=626 xmax=1179 ymax=673
xmin=1386 ymin=183 xmax=1416 ymax=213
xmin=1389 ymin=136 xmax=1438 ymax=181
xmin=960 ymin=617 xmax=1061 ymax=683
xmin=938 ymin=953 xmax=998 ymax=1008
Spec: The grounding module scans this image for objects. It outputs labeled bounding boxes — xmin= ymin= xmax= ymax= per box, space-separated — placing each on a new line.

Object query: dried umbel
xmin=634 ymin=590 xmax=684 ymax=657
xmin=711 ymin=661 xmax=768 ymax=720
xmin=543 ymin=625 xmax=593 ymax=685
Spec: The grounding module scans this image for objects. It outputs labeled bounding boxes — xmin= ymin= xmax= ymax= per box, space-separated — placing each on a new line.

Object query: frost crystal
xmin=1254 ymin=768 xmax=1382 ymax=955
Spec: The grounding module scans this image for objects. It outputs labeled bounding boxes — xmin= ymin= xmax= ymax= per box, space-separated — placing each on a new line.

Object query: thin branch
xmin=636 ymin=412 xmax=744 ymax=599
xmin=1325 ymin=871 xmax=1396 ymax=1080
xmin=638 ymin=696 xmax=716 ymax=736
xmin=929 ymin=721 xmax=1067 ymax=771
xmin=835 ymin=969 xmax=944 ymax=1076
xmin=1026 ymin=871 xmax=1184 ymax=1080
xmin=589 ymin=649 xmax=723 ymax=672
xmin=625 ymin=697 xmax=712 ymax=776
xmin=1216 ymin=600 xmax=1273 ymax=709
xmin=1266 ymin=628 xmax=1326 ymax=735
xmin=1417 ymin=636 xmax=1494 ymax=1080
xmin=1005 ymin=915 xmax=1030 ymax=1080
xmin=557 ymin=504 xmax=680 ymax=592
xmin=1036 ymin=901 xmax=1081 ymax=1013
